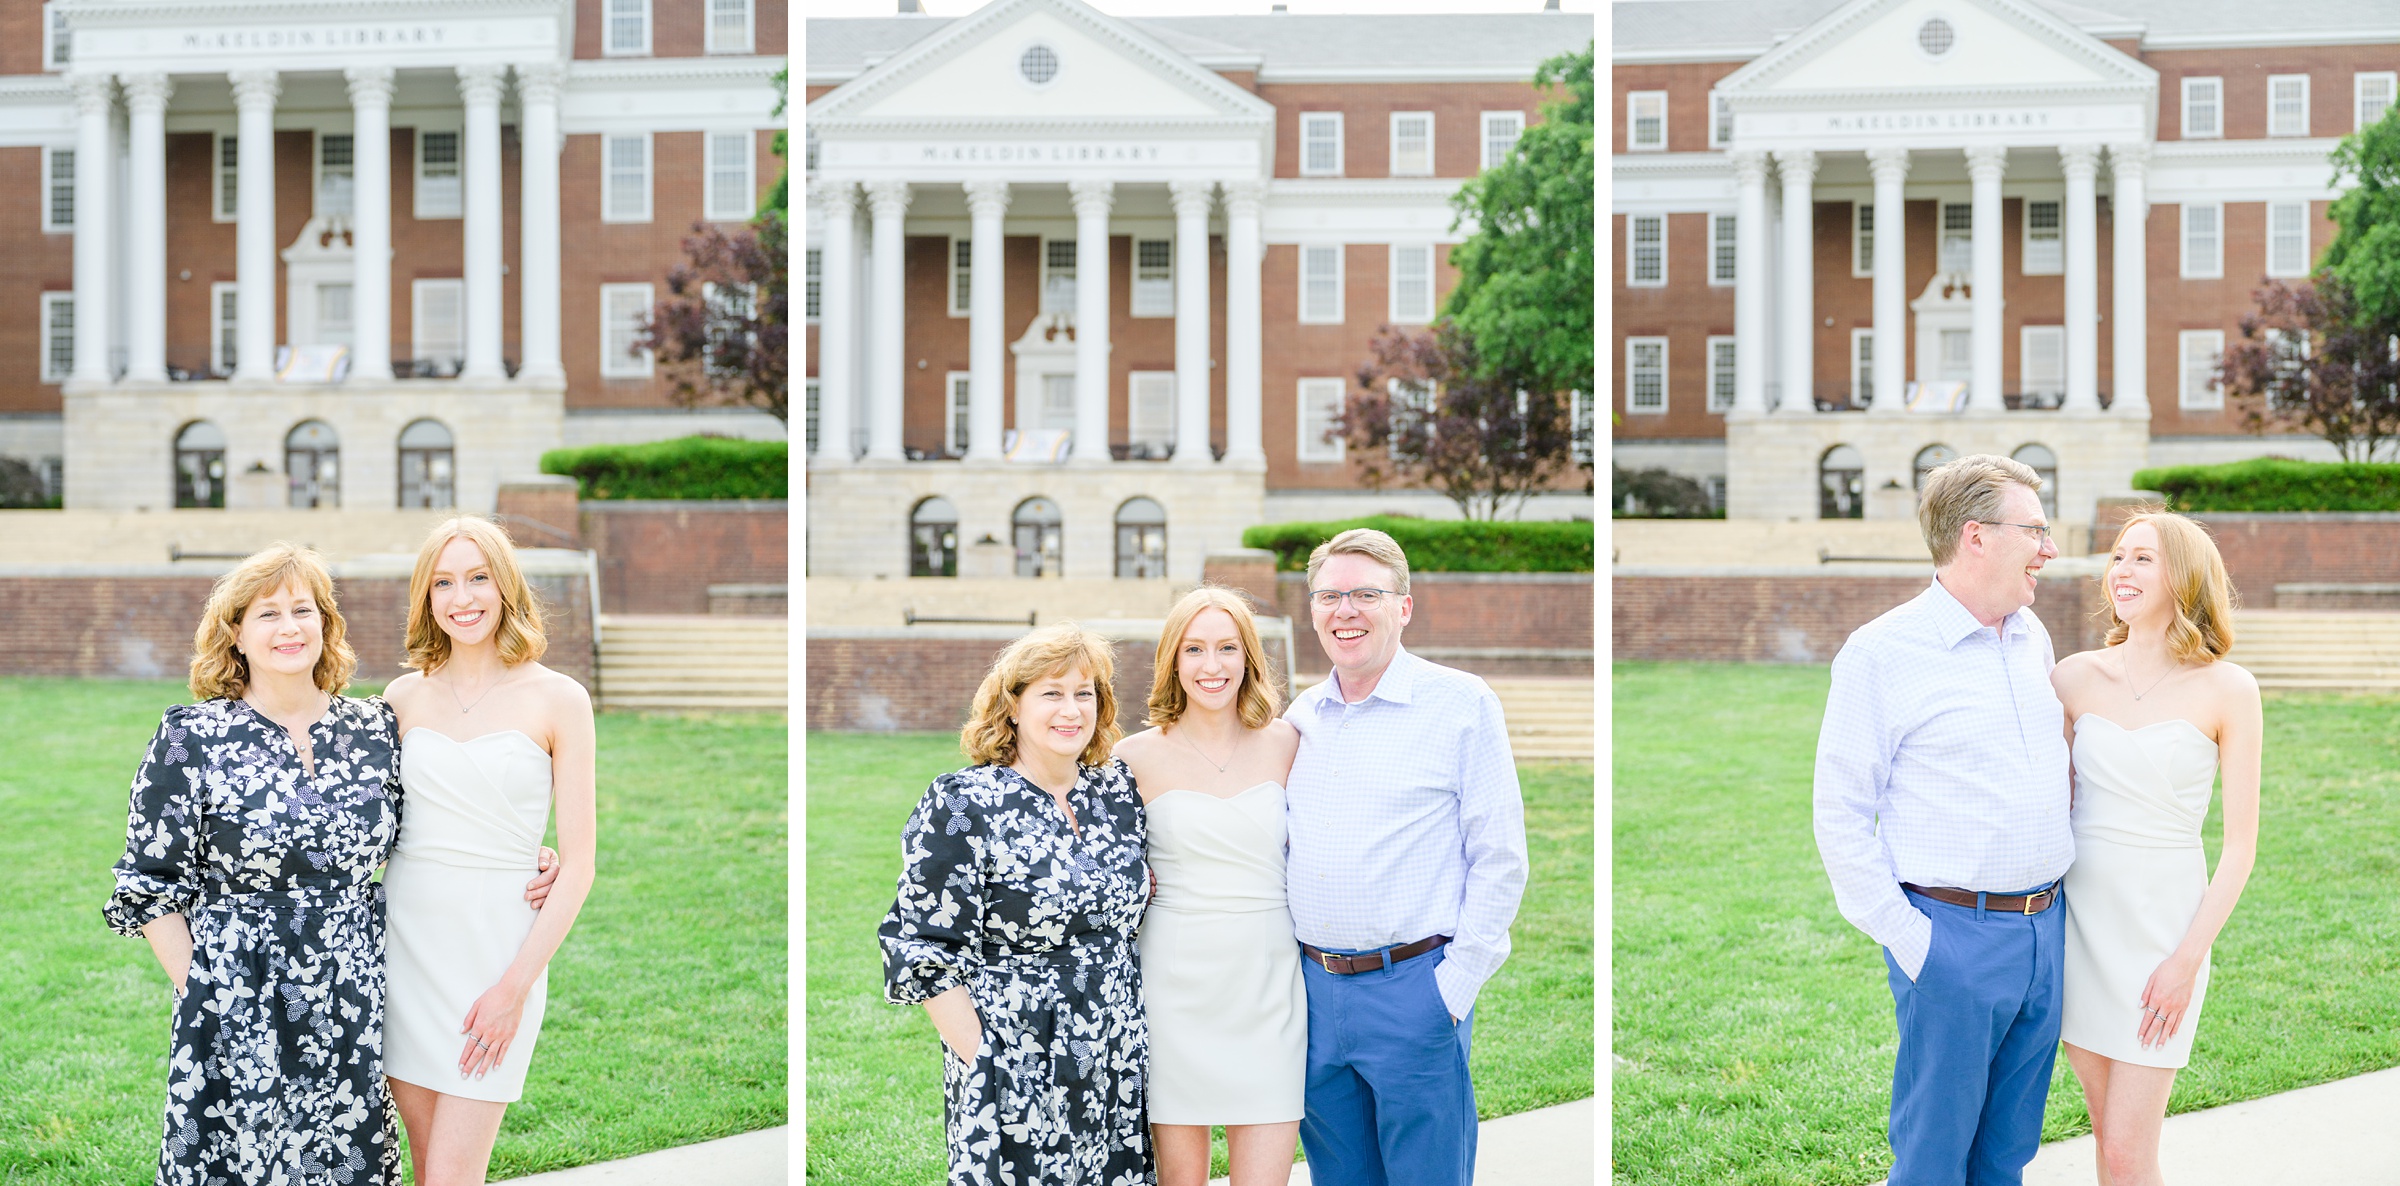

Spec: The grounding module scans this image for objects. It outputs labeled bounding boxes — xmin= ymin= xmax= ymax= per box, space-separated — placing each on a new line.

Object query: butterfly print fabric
xmin=105 ymin=696 xmax=403 ymax=1186
xmin=880 ymin=759 xmax=1155 ymax=1186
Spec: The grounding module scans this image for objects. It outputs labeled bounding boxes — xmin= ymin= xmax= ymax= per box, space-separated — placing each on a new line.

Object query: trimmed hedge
xmin=540 ymin=436 xmax=787 ymax=501
xmin=2130 ymin=458 xmax=2400 ymax=512
xmin=1241 ymin=515 xmax=1593 ymax=573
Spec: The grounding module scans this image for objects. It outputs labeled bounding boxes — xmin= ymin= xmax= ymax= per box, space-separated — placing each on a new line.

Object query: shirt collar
xmin=1313 ymin=647 xmax=1419 ymax=709
xmin=1923 ymin=576 xmax=2030 ymax=648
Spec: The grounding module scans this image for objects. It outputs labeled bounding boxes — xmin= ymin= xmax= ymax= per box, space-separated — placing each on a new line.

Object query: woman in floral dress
xmin=880 ymin=624 xmax=1155 ymax=1186
xmin=105 ymin=544 xmax=402 ymax=1186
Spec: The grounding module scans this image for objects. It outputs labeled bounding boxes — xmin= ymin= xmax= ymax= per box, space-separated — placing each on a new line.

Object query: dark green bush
xmin=540 ymin=436 xmax=787 ymax=500
xmin=1241 ymin=515 xmax=1593 ymax=573
xmin=2130 ymin=457 xmax=2400 ymax=512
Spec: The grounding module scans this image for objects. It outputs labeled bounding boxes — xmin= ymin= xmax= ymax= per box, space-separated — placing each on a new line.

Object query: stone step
xmin=594 ymin=615 xmax=788 ymax=711
xmin=599 ymin=693 xmax=791 ymax=711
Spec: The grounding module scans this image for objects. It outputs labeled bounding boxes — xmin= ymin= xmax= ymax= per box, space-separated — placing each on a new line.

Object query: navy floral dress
xmin=880 ymin=760 xmax=1154 ymax=1186
xmin=104 ymin=696 xmax=403 ymax=1186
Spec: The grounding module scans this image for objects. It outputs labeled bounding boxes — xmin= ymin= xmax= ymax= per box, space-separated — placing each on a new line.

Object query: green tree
xmin=2321 ymin=105 xmax=2400 ymax=321
xmin=1442 ymin=42 xmax=1594 ymax=399
xmin=761 ymin=67 xmax=789 ymax=217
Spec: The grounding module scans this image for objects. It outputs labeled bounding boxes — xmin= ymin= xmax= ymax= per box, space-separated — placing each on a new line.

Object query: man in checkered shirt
xmin=1282 ymin=527 xmax=1530 ymax=1186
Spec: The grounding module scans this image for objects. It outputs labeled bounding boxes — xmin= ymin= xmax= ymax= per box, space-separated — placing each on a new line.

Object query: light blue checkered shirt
xmin=1813 ymin=578 xmax=2075 ymax=979
xmin=1285 ymin=649 xmax=1530 ymax=1019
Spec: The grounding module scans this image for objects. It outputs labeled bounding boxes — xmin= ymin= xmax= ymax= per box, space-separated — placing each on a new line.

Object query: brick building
xmin=0 ymin=0 xmax=786 ymax=512
xmin=804 ymin=0 xmax=1594 ymax=582
xmin=1612 ymin=0 xmax=2392 ymax=527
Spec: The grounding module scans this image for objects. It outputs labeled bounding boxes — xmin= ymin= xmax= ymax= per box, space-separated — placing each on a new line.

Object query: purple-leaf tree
xmin=1336 ymin=321 xmax=1580 ymax=520
xmin=2219 ymin=276 xmax=2400 ymax=462
xmin=639 ymin=209 xmax=789 ymax=424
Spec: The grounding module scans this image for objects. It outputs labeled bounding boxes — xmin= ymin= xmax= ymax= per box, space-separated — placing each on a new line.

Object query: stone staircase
xmin=595 ymin=615 xmax=788 ymax=712
xmin=2224 ymin=610 xmax=2400 ymax=692
xmin=1291 ymin=674 xmax=1593 ymax=762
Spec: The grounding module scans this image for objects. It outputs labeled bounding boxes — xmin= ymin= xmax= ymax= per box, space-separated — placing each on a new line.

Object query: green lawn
xmin=805 ymin=731 xmax=1593 ymax=1185
xmin=1613 ymin=662 xmax=2400 ymax=1185
xmin=0 ymin=678 xmax=787 ymax=1184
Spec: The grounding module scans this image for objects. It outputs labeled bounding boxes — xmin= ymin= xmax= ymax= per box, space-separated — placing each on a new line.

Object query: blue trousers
xmin=1882 ymin=885 xmax=2065 ymax=1186
xmin=1298 ymin=944 xmax=1477 ymax=1186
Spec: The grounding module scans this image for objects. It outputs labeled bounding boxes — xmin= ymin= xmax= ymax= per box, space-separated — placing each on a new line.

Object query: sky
xmin=798 ymin=0 xmax=1596 ymax=19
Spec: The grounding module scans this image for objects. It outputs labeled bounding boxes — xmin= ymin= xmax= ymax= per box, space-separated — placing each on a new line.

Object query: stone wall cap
xmin=582 ymin=499 xmax=790 ymax=512
xmin=499 ymin=475 xmax=579 ymax=491
xmin=1613 ymin=564 xmax=1935 ymax=578
xmin=2274 ymin=583 xmax=2400 ymax=594
xmin=812 ymin=617 xmax=1293 ymax=642
xmin=2187 ymin=511 xmax=2400 ymax=522
xmin=1206 ymin=548 xmax=1278 ymax=561
xmin=1277 ymin=569 xmax=1594 ymax=584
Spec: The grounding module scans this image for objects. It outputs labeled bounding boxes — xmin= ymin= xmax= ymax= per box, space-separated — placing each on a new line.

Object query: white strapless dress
xmin=384 ymin=728 xmax=555 ymax=1102
xmin=2061 ymin=713 xmax=2219 ymax=1069
xmin=1138 ymin=784 xmax=1307 ymax=1125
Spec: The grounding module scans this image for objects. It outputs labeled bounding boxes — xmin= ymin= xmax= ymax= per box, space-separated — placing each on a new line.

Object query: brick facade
xmin=581 ymin=501 xmax=788 ymax=615
xmin=1268 ymin=571 xmax=1594 ymax=676
xmin=1613 ymin=572 xmax=2108 ymax=664
xmin=2171 ymin=515 xmax=2400 ymax=608
xmin=806 ymin=630 xmax=1294 ymax=733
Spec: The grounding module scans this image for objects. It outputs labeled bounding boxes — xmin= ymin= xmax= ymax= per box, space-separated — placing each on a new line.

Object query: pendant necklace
xmin=447 ymin=671 xmax=503 ymax=716
xmin=2123 ymin=650 xmax=2176 ymax=701
xmin=1177 ymin=727 xmax=1235 ymax=773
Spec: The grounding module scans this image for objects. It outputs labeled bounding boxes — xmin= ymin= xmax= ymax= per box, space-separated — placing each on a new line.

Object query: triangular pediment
xmin=1720 ymin=0 xmax=2152 ymax=97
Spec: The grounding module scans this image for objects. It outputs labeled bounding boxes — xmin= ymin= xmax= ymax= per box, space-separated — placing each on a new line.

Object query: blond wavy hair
xmin=2101 ymin=509 xmax=2237 ymax=664
xmin=405 ymin=517 xmax=548 ymax=673
xmin=189 ymin=544 xmax=356 ymax=700
xmin=1147 ymin=586 xmax=1283 ymax=730
xmin=961 ymin=625 xmax=1121 ymax=768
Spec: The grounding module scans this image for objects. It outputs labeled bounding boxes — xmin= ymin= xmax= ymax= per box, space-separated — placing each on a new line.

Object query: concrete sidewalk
xmin=1209 ymin=1097 xmax=1593 ymax=1186
xmin=497 ymin=1127 xmax=786 ymax=1185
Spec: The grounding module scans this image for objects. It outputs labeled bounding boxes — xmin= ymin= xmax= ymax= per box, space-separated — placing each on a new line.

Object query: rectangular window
xmin=1389 ymin=112 xmax=1432 ymax=177
xmin=1628 ymin=215 xmax=1665 ymax=287
xmin=1940 ymin=202 xmax=1973 ymax=274
xmin=705 ymin=131 xmax=753 ymax=221
xmin=946 ymin=372 xmax=971 ymax=456
xmin=2021 ymin=325 xmax=2065 ymax=403
xmin=1042 ymin=239 xmax=1076 ymax=313
xmin=1703 ymin=214 xmax=1735 ymax=285
xmin=600 ymin=283 xmax=655 ymax=378
xmin=42 ymin=147 xmax=71 ymax=233
xmin=708 ymin=0 xmax=753 ymax=54
xmin=2183 ymin=203 xmax=2222 ymax=278
xmin=1133 ymin=239 xmax=1174 ymax=317
xmin=317 ymin=133 xmax=354 ymax=220
xmin=1626 ymin=337 xmax=1667 ymax=414
xmin=43 ymin=3 xmax=67 ymax=69
xmin=39 ymin=293 xmax=72 ymax=383
xmin=1299 ymin=244 xmax=1343 ymax=323
xmin=215 ymin=133 xmax=239 ymax=222
xmin=2179 ymin=329 xmax=2225 ymax=410
xmin=604 ymin=134 xmax=652 ymax=222
xmin=2183 ymin=76 xmax=2222 ymax=138
xmin=948 ymin=238 xmax=972 ymax=317
xmin=1711 ymin=93 xmax=1732 ymax=148
xmin=1852 ymin=203 xmax=1873 ymax=278
xmin=412 ymin=279 xmax=463 ymax=373
xmin=1707 ymin=335 xmax=1737 ymax=412
xmin=1389 ymin=378 xmax=1434 ymax=453
xmin=1627 ymin=91 xmax=1666 ymax=151
xmin=805 ymin=380 xmax=820 ymax=455
xmin=2023 ymin=199 xmax=2062 ymax=275
xmin=1300 ymin=113 xmax=1343 ymax=176
xmin=805 ymin=248 xmax=822 ymax=321
xmin=1390 ymin=244 xmax=1434 ymax=323
xmin=317 ymin=283 xmax=354 ymax=343
xmin=1481 ymin=111 xmax=1524 ymax=169
xmin=605 ymin=0 xmax=651 ymax=55
xmin=1296 ymin=378 xmax=1346 ymax=462
xmin=210 ymin=282 xmax=238 ymax=376
xmin=1129 ymin=372 xmax=1175 ymax=456
xmin=2360 ymin=72 xmax=2397 ymax=131
xmin=416 ymin=130 xmax=461 ymax=219
xmin=2269 ymin=74 xmax=2310 ymax=137
xmin=1851 ymin=329 xmax=1874 ymax=406
xmin=2267 ymin=201 xmax=2311 ymax=277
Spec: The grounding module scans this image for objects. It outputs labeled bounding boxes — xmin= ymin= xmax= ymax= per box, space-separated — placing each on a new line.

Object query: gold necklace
xmin=2122 ymin=650 xmax=2178 ymax=701
xmin=1176 ymin=726 xmax=1237 ymax=773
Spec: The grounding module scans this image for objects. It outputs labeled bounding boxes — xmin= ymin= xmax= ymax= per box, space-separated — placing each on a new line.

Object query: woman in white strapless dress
xmin=1115 ymin=587 xmax=1306 ymax=1186
xmin=2051 ymin=511 xmax=2260 ymax=1186
xmin=382 ymin=518 xmax=598 ymax=1186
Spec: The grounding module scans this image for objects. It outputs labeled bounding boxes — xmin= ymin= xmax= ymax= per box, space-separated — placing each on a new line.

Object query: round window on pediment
xmin=1020 ymin=44 xmax=1060 ymax=87
xmin=1917 ymin=17 xmax=1956 ymax=58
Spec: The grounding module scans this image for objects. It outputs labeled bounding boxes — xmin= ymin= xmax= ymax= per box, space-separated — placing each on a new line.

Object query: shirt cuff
xmin=1433 ymin=956 xmax=1483 ymax=1020
xmin=1885 ymin=908 xmax=1934 ymax=982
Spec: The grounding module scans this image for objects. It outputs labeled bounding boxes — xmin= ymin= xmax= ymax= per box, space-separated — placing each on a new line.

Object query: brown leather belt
xmin=1903 ymin=881 xmax=2061 ymax=916
xmin=1300 ymin=935 xmax=1449 ymax=975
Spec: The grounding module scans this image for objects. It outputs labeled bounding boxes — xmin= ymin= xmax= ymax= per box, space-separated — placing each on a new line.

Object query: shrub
xmin=1611 ymin=465 xmax=1720 ymax=518
xmin=1241 ymin=515 xmax=1593 ymax=573
xmin=540 ymin=436 xmax=788 ymax=500
xmin=2130 ymin=457 xmax=2400 ymax=512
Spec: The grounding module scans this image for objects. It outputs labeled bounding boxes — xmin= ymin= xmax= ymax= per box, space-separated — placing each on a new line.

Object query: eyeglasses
xmin=1309 ymin=587 xmax=1397 ymax=611
xmin=1983 ymin=521 xmax=2053 ymax=543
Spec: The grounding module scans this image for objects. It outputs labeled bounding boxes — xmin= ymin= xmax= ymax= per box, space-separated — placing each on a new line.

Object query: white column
xmin=68 ymin=75 xmax=115 ymax=386
xmin=1775 ymin=149 xmax=1817 ymax=413
xmin=515 ymin=62 xmax=566 ymax=387
xmin=1731 ymin=150 xmax=1769 ymax=415
xmin=120 ymin=73 xmax=170 ymax=384
xmin=812 ymin=181 xmax=859 ymax=465
xmin=2061 ymin=143 xmax=2102 ymax=413
xmin=864 ymin=179 xmax=910 ymax=462
xmin=456 ymin=64 xmax=507 ymax=381
xmin=1867 ymin=147 xmax=1909 ymax=416
xmin=228 ymin=69 xmax=278 ymax=385
xmin=1965 ymin=145 xmax=2008 ymax=412
xmin=2110 ymin=143 xmax=2151 ymax=416
xmin=1169 ymin=179 xmax=1215 ymax=466
xmin=1222 ymin=179 xmax=1265 ymax=466
xmin=345 ymin=67 xmax=396 ymax=382
xmin=962 ymin=179 xmax=1009 ymax=462
xmin=1069 ymin=178 xmax=1115 ymax=464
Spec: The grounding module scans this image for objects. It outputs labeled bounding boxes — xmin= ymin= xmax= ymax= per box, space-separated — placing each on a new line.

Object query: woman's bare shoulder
xmin=1261 ymin=717 xmax=1300 ymax=753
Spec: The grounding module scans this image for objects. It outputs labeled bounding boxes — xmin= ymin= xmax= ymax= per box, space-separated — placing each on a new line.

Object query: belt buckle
xmin=2022 ymin=890 xmax=2044 ymax=916
xmin=1318 ymin=950 xmax=1343 ymax=974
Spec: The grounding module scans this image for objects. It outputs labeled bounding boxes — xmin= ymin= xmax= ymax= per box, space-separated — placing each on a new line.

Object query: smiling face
xmin=1978 ymin=482 xmax=2059 ymax=613
xmin=236 ymin=578 xmax=324 ymax=683
xmin=1175 ymin=607 xmax=1248 ymax=715
xmin=2107 ymin=520 xmax=2173 ymax=629
xmin=1310 ymin=552 xmax=1413 ymax=684
xmin=427 ymin=536 xmax=504 ymax=650
xmin=1014 ymin=666 xmax=1097 ymax=763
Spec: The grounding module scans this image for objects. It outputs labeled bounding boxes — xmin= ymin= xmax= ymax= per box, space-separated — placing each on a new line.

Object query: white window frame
xmin=706 ymin=0 xmax=753 ymax=54
xmin=1299 ymin=112 xmax=1344 ymax=177
xmin=2179 ymin=329 xmax=2226 ymax=410
xmin=1296 ymin=378 xmax=1346 ymax=463
xmin=1298 ymin=243 xmax=1343 ymax=324
xmin=2182 ymin=76 xmax=2222 ymax=139
xmin=415 ymin=127 xmax=462 ymax=220
xmin=2022 ymin=198 xmax=2063 ymax=275
xmin=599 ymin=282 xmax=656 ymax=378
xmin=1627 ymin=214 xmax=1666 ymax=287
xmin=2020 ymin=324 xmax=2065 ymax=402
xmin=2182 ymin=203 xmax=2223 ymax=279
xmin=946 ymin=237 xmax=971 ymax=318
xmin=42 ymin=2 xmax=67 ymax=70
xmin=603 ymin=0 xmax=652 ymax=57
xmin=1040 ymin=237 xmax=1077 ymax=314
xmin=602 ymin=133 xmax=653 ymax=223
xmin=1850 ymin=328 xmax=1875 ymax=407
xmin=944 ymin=370 xmax=971 ymax=456
xmin=209 ymin=282 xmax=239 ymax=377
xmin=411 ymin=278 xmax=464 ymax=370
xmin=2266 ymin=201 xmax=2311 ymax=278
xmin=1481 ymin=110 xmax=1524 ymax=170
xmin=1627 ymin=90 xmax=1667 ymax=152
xmin=39 ymin=292 xmax=72 ymax=384
xmin=1388 ymin=111 xmax=1433 ymax=178
xmin=805 ymin=247 xmax=822 ymax=323
xmin=1708 ymin=213 xmax=1737 ymax=286
xmin=2269 ymin=73 xmax=2311 ymax=138
xmin=41 ymin=146 xmax=72 ymax=234
xmin=2359 ymin=71 xmax=2397 ymax=132
xmin=1851 ymin=203 xmax=1873 ymax=279
xmin=1389 ymin=243 xmax=1434 ymax=324
xmin=213 ymin=131 xmax=239 ymax=224
xmin=1940 ymin=201 xmax=1974 ymax=274
xmin=1128 ymin=371 xmax=1176 ymax=455
xmin=1626 ymin=337 xmax=1668 ymax=415
xmin=805 ymin=379 xmax=821 ymax=455
xmin=1707 ymin=335 xmax=1737 ymax=413
xmin=1710 ymin=92 xmax=1732 ymax=149
xmin=1131 ymin=238 xmax=1174 ymax=318
xmin=314 ymin=130 xmax=354 ymax=222
xmin=703 ymin=130 xmax=754 ymax=222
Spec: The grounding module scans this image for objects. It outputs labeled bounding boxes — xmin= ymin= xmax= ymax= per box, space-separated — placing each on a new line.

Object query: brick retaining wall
xmin=806 ymin=628 xmax=1294 ymax=733
xmin=1266 ymin=571 xmax=1594 ymax=676
xmin=579 ymin=501 xmax=787 ymax=616
xmin=1614 ymin=570 xmax=2109 ymax=663
xmin=2175 ymin=515 xmax=2400 ymax=609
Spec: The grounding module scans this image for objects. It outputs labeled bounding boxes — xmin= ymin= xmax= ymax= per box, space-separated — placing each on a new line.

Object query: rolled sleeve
xmin=1433 ymin=684 xmax=1530 ymax=1019
xmin=104 ymin=709 xmax=205 ymax=937
xmin=1813 ymin=642 xmax=1934 ymax=979
xmin=877 ymin=777 xmax=986 ymax=1006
